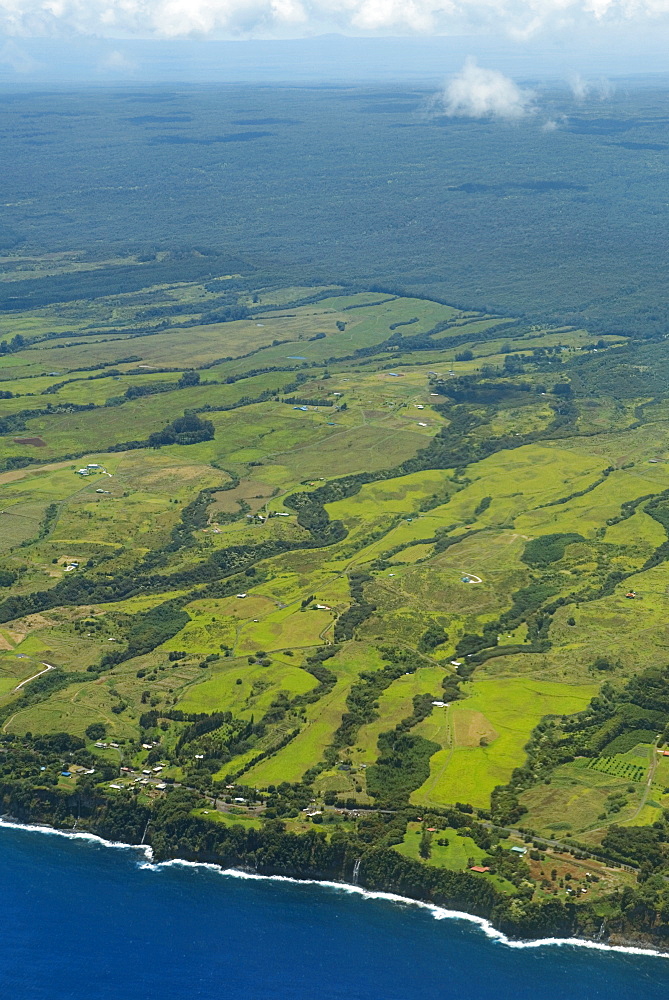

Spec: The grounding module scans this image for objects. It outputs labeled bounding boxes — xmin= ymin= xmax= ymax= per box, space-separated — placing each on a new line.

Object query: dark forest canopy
xmin=3 ymin=85 xmax=669 ymax=335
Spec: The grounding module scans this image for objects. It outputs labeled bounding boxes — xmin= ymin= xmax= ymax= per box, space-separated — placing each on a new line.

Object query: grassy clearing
xmin=243 ymin=642 xmax=385 ymax=787
xmin=236 ymin=605 xmax=335 ymax=655
xmin=520 ymin=761 xmax=644 ymax=837
xmin=352 ymin=665 xmax=445 ymax=766
xmin=192 ymin=808 xmax=262 ymax=829
xmin=395 ymin=821 xmax=486 ymax=869
xmin=177 ymin=658 xmax=317 ymax=719
xmin=412 ymin=678 xmax=597 ymax=810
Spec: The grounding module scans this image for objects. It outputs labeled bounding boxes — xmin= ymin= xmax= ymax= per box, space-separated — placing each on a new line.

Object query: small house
xmin=511 ymin=846 xmax=527 ymax=855
xmin=470 ymin=866 xmax=491 ymax=873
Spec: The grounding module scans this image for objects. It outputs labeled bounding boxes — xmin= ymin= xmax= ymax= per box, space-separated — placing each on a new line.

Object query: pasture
xmin=411 ymin=678 xmax=597 ymax=810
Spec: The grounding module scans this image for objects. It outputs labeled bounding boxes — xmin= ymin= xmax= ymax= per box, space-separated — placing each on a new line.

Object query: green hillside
xmin=3 ymin=260 xmax=669 ymax=941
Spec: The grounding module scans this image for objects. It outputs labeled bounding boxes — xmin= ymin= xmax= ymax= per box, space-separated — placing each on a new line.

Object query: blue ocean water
xmin=1 ymin=823 xmax=669 ymax=999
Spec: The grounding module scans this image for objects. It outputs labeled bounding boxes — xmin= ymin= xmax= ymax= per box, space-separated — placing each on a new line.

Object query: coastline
xmin=2 ymin=816 xmax=667 ymax=962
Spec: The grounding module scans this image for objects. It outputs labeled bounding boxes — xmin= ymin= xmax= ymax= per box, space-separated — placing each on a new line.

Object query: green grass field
xmin=411 ymin=678 xmax=597 ymax=810
xmin=395 ymin=822 xmax=487 ymax=869
xmin=5 ymin=271 xmax=669 ymax=866
xmin=243 ymin=643 xmax=386 ymax=787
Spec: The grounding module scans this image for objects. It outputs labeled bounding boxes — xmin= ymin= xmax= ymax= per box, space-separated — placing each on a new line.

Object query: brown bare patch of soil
xmin=120 ymin=463 xmax=227 ymax=493
xmin=211 ymin=480 xmax=275 ymax=516
xmin=9 ymin=613 xmax=57 ymax=634
xmin=13 ymin=437 xmax=46 ymax=447
xmin=0 ymin=460 xmax=73 ymax=487
xmin=452 ymin=709 xmax=499 ymax=748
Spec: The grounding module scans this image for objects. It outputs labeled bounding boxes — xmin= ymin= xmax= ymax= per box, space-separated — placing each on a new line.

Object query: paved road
xmin=13 ymin=662 xmax=55 ymax=692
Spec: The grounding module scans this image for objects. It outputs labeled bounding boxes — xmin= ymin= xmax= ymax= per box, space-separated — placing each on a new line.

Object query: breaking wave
xmin=2 ymin=817 xmax=666 ymax=960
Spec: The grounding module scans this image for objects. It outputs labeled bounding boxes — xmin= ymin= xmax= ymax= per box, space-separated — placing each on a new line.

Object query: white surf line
xmin=1 ymin=818 xmax=666 ymax=961
xmin=13 ymin=662 xmax=56 ymax=692
xmin=169 ymin=866 xmax=669 ymax=960
xmin=0 ymin=817 xmax=154 ymax=861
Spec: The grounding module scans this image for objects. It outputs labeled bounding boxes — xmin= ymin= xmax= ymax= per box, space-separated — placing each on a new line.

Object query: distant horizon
xmin=2 ymin=33 xmax=669 ymax=86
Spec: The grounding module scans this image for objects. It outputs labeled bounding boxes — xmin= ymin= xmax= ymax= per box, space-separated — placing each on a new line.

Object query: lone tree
xmin=178 ymin=369 xmax=200 ymax=388
xmin=85 ymin=722 xmax=107 ymax=741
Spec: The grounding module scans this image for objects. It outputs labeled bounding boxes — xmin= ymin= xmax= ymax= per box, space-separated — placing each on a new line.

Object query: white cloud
xmin=99 ymin=48 xmax=138 ymax=73
xmin=0 ymin=0 xmax=669 ymax=39
xmin=594 ymin=75 xmax=614 ymax=98
xmin=440 ymin=58 xmax=534 ymax=119
xmin=568 ymin=70 xmax=614 ymax=100
xmin=568 ymin=71 xmax=588 ymax=100
xmin=349 ymin=0 xmax=439 ymax=32
xmin=0 ymin=39 xmax=40 ymax=71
